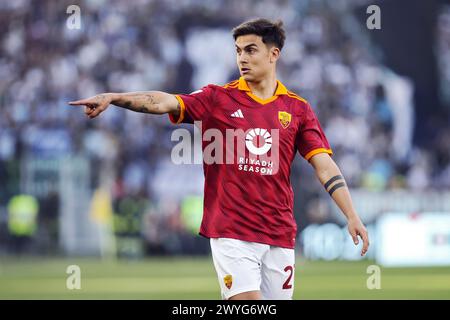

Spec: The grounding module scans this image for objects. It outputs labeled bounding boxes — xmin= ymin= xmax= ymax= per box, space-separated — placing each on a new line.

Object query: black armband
xmin=328 ymin=182 xmax=346 ymax=197
xmin=323 ymin=175 xmax=343 ymax=190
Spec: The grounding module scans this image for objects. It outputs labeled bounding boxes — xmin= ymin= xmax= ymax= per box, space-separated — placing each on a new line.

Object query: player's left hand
xmin=347 ymin=217 xmax=369 ymax=256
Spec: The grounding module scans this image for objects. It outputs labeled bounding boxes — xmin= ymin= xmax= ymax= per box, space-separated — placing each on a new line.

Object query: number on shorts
xmin=283 ymin=265 xmax=294 ymax=289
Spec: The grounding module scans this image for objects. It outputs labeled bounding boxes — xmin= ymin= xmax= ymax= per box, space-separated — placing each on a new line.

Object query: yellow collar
xmin=237 ymin=77 xmax=287 ymax=104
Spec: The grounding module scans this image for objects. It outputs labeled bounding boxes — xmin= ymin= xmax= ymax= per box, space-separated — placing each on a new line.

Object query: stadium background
xmin=1 ymin=0 xmax=450 ymax=299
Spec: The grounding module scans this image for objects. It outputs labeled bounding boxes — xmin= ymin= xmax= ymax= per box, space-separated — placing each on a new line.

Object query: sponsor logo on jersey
xmin=231 ymin=109 xmax=244 ymax=118
xmin=171 ymin=122 xmax=279 ymax=175
xmin=238 ymin=128 xmax=278 ymax=175
xmin=245 ymin=128 xmax=272 ymax=155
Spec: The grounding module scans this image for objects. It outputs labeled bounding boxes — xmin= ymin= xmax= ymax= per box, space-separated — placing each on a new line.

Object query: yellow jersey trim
xmin=287 ymin=91 xmax=308 ymax=104
xmin=304 ymin=148 xmax=333 ymax=161
xmin=169 ymin=95 xmax=186 ymax=124
xmin=223 ymin=80 xmax=239 ymax=88
xmin=237 ymin=77 xmax=288 ymax=105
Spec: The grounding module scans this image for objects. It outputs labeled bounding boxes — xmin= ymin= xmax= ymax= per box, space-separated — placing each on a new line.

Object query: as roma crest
xmin=278 ymin=111 xmax=292 ymax=129
xmin=223 ymin=274 xmax=233 ymax=289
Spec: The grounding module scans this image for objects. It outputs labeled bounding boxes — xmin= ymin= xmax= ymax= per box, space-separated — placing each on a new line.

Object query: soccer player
xmin=69 ymin=18 xmax=369 ymax=300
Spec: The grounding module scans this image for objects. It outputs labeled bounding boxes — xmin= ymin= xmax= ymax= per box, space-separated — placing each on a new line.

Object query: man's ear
xmin=270 ymin=47 xmax=280 ymax=63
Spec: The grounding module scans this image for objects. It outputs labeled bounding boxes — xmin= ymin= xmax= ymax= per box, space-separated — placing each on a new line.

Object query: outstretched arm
xmin=309 ymin=153 xmax=369 ymax=256
xmin=69 ymin=91 xmax=180 ymax=119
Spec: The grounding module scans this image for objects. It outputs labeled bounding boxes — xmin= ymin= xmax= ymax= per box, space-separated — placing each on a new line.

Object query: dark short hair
xmin=232 ymin=18 xmax=286 ymax=50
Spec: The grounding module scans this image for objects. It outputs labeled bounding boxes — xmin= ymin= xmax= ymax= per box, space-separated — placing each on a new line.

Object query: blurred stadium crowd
xmin=0 ymin=0 xmax=449 ymax=256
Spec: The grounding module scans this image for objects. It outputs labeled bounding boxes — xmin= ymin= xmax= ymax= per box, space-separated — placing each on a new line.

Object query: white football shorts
xmin=210 ymin=237 xmax=295 ymax=300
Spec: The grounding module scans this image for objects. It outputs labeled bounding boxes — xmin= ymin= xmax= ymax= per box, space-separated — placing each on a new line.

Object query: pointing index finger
xmin=69 ymin=99 xmax=91 ymax=106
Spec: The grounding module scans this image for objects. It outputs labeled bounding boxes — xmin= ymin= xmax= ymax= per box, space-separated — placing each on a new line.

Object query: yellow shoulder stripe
xmin=223 ymin=80 xmax=239 ymax=88
xmin=287 ymin=91 xmax=308 ymax=104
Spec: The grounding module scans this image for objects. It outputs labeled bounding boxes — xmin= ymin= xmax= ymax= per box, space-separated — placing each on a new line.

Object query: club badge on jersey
xmin=278 ymin=111 xmax=292 ymax=129
xmin=223 ymin=274 xmax=233 ymax=289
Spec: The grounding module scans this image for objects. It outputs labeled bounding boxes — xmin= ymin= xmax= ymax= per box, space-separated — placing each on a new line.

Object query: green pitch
xmin=0 ymin=257 xmax=449 ymax=299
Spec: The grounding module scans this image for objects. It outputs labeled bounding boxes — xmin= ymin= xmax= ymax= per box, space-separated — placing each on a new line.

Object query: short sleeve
xmin=296 ymin=103 xmax=333 ymax=161
xmin=168 ymin=85 xmax=215 ymax=124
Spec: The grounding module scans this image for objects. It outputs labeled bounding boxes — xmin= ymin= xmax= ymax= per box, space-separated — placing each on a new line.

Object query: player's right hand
xmin=69 ymin=93 xmax=112 ymax=119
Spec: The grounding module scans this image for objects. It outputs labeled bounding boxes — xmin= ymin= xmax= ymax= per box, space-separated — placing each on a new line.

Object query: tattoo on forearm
xmin=117 ymin=94 xmax=158 ymax=113
xmin=123 ymin=101 xmax=132 ymax=109
xmin=137 ymin=105 xmax=148 ymax=113
xmin=146 ymin=95 xmax=156 ymax=104
xmin=324 ymin=175 xmax=343 ymax=190
xmin=328 ymin=182 xmax=346 ymax=197
xmin=323 ymin=174 xmax=346 ymax=197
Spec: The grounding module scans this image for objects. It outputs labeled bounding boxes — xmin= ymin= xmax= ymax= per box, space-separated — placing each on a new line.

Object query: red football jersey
xmin=169 ymin=77 xmax=332 ymax=248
